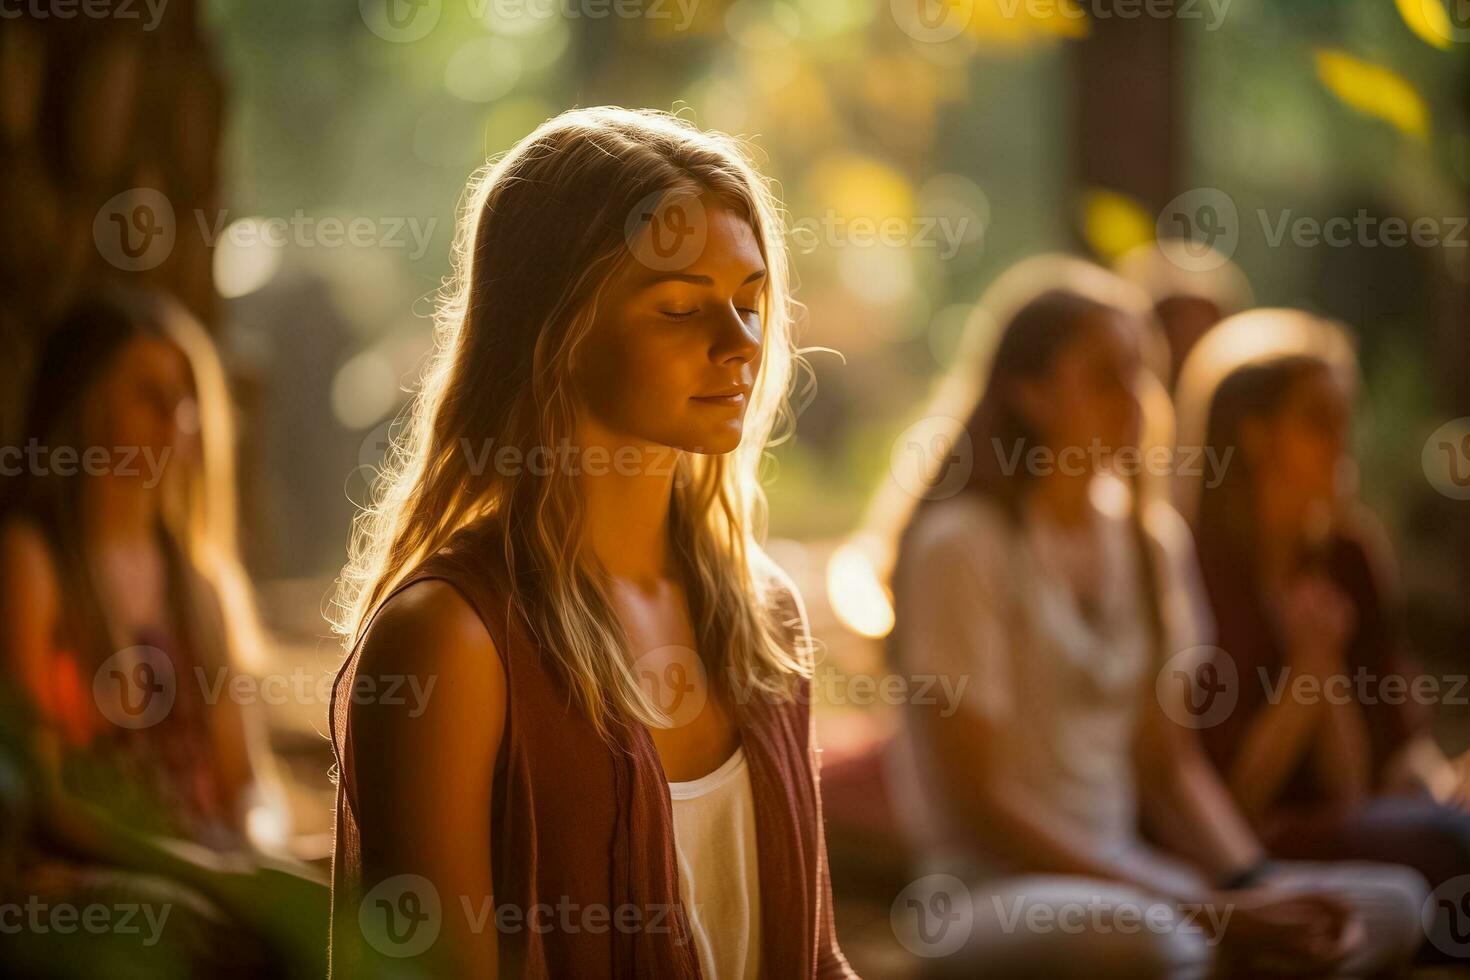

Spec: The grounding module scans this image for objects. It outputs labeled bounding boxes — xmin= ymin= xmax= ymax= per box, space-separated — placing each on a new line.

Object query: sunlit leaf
xmin=958 ymin=0 xmax=1089 ymax=46
xmin=808 ymin=153 xmax=914 ymax=221
xmin=1395 ymin=0 xmax=1455 ymax=51
xmin=1081 ymin=188 xmax=1153 ymax=262
xmin=1314 ymin=48 xmax=1429 ymax=141
xmin=1030 ymin=0 xmax=1089 ymax=38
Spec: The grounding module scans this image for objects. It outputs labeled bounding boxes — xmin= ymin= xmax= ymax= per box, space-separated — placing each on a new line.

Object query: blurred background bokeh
xmin=4 ymin=0 xmax=1470 ymax=973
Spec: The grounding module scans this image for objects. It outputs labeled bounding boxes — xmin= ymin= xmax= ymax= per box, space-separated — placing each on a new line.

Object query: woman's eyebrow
xmin=637 ymin=268 xmax=768 ymax=288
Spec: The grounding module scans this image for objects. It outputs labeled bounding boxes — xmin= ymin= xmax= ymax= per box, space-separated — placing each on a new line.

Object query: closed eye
xmin=660 ymin=309 xmax=698 ymax=319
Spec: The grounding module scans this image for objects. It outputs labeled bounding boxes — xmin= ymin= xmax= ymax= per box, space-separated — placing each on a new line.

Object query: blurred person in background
xmin=0 ymin=287 xmax=326 ymax=978
xmin=881 ymin=257 xmax=1425 ymax=978
xmin=1176 ymin=308 xmax=1470 ymax=959
xmin=1116 ymin=238 xmax=1252 ymax=391
xmin=329 ymin=107 xmax=854 ymax=978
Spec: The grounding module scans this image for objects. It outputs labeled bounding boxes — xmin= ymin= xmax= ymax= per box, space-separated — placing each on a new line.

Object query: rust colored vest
xmin=329 ymin=524 xmax=853 ymax=978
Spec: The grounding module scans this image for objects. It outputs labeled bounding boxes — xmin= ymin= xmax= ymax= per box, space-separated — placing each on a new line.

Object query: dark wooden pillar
xmin=0 ymin=3 xmax=224 ymax=441
xmin=1069 ymin=3 xmax=1182 ymax=227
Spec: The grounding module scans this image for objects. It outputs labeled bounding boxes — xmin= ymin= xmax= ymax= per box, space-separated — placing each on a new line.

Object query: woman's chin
xmin=681 ymin=422 xmax=745 ymax=456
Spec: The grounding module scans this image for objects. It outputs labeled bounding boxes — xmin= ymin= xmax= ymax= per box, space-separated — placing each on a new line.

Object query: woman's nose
xmin=711 ymin=305 xmax=761 ymax=364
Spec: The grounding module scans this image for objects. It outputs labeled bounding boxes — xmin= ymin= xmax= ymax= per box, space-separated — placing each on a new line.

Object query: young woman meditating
xmin=329 ymin=107 xmax=854 ymax=978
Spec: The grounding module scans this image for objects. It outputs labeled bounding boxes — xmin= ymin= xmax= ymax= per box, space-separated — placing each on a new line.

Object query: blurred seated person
xmin=882 ymin=258 xmax=1426 ymax=979
xmin=1175 ymin=308 xmax=1470 ymax=956
xmin=1116 ymin=238 xmax=1251 ymax=390
xmin=0 ymin=287 xmax=325 ymax=978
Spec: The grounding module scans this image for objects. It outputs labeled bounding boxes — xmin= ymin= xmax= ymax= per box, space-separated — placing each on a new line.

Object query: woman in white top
xmin=883 ymin=258 xmax=1426 ymax=978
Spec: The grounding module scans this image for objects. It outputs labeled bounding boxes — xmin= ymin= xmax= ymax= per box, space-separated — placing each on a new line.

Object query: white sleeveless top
xmin=668 ymin=746 xmax=762 ymax=980
xmin=886 ymin=476 xmax=1215 ymax=889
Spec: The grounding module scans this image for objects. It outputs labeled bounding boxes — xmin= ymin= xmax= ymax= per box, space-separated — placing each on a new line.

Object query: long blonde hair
xmin=332 ymin=107 xmax=807 ymax=737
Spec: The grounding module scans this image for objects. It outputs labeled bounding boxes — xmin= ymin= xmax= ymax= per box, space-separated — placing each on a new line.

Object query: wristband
xmin=1216 ymin=858 xmax=1273 ymax=891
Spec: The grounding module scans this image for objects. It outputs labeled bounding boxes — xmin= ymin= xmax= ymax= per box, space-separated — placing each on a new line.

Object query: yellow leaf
xmin=1395 ymin=0 xmax=1455 ymax=51
xmin=1314 ymin=48 xmax=1429 ymax=141
xmin=1038 ymin=0 xmax=1090 ymax=38
xmin=964 ymin=0 xmax=1090 ymax=47
xmin=1081 ymin=188 xmax=1154 ymax=262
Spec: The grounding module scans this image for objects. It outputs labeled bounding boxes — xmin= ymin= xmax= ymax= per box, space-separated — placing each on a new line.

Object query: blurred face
xmin=88 ymin=335 xmax=199 ymax=478
xmin=575 ymin=196 xmax=765 ymax=455
xmin=1016 ymin=310 xmax=1143 ymax=463
xmin=1246 ymin=364 xmax=1350 ymax=510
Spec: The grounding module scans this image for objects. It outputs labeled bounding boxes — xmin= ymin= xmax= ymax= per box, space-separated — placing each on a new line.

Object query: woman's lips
xmin=691 ymin=392 xmax=747 ymax=407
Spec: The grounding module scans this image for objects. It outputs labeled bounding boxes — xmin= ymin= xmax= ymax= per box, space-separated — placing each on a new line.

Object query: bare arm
xmin=927 ymin=700 xmax=1210 ymax=901
xmin=341 ymin=580 xmax=505 ymax=977
xmin=1223 ymin=686 xmax=1329 ymax=820
xmin=189 ymin=573 xmax=293 ymax=851
xmin=896 ymin=507 xmax=1209 ymax=903
xmin=1135 ymin=667 xmax=1265 ymax=882
xmin=1224 ymin=576 xmax=1357 ymax=820
xmin=1310 ymin=696 xmax=1371 ymax=804
xmin=0 ymin=520 xmax=245 ymax=881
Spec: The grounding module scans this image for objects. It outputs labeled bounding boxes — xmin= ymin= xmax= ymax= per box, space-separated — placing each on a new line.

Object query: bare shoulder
xmin=344 ymin=579 xmax=505 ymax=901
xmin=0 ymin=517 xmax=60 ymax=631
xmin=0 ymin=517 xmax=59 ymax=591
xmin=753 ymin=551 xmax=809 ymax=633
xmin=349 ymin=579 xmax=505 ymax=742
xmin=906 ymin=494 xmax=1011 ymax=568
xmin=358 ymin=580 xmax=497 ymax=667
